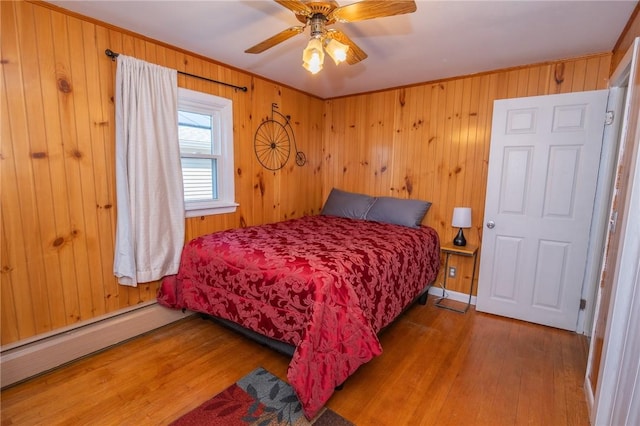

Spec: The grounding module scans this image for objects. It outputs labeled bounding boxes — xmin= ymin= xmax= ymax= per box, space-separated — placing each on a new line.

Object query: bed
xmin=158 ymin=192 xmax=440 ymax=419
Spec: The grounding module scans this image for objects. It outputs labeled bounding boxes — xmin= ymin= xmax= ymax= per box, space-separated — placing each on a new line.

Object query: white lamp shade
xmin=452 ymin=207 xmax=472 ymax=228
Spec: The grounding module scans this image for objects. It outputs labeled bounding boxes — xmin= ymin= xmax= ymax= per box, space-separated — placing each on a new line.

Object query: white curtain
xmin=113 ymin=55 xmax=185 ymax=287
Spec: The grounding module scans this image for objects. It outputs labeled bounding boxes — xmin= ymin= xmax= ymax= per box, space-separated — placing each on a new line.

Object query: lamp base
xmin=453 ymin=228 xmax=467 ymax=246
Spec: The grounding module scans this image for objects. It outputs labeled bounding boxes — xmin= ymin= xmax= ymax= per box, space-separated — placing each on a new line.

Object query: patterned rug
xmin=170 ymin=367 xmax=354 ymax=426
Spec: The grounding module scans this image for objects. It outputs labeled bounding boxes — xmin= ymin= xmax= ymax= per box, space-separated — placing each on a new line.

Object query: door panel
xmin=500 ymin=147 xmax=532 ymax=213
xmin=492 ymin=236 xmax=522 ymax=301
xmin=545 ymin=146 xmax=580 ymax=216
xmin=532 ymin=240 xmax=568 ymax=309
xmin=477 ymin=90 xmax=609 ymax=331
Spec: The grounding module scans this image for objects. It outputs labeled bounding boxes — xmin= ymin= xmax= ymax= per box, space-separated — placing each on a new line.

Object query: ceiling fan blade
xmin=328 ymin=0 xmax=417 ymax=23
xmin=274 ymin=1 xmax=312 ymax=17
xmin=326 ymin=29 xmax=368 ymax=65
xmin=245 ymin=26 xmax=305 ymax=54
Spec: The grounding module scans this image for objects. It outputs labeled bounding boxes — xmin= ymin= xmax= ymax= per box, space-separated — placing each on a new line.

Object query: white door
xmin=476 ymin=90 xmax=609 ymax=331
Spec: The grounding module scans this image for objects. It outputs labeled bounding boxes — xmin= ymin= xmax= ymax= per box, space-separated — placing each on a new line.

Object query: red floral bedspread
xmin=158 ymin=215 xmax=440 ymax=419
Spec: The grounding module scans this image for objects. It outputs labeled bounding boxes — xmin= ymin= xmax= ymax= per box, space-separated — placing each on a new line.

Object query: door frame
xmin=577 ymin=87 xmax=625 ymax=335
xmin=585 ymin=37 xmax=640 ymax=423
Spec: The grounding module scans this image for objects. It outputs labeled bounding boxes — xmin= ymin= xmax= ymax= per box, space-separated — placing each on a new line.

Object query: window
xmin=178 ymin=88 xmax=237 ymax=217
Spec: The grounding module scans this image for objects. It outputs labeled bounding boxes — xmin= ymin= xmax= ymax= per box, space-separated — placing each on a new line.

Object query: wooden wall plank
xmin=0 ymin=222 xmax=20 ymax=343
xmin=94 ymin=24 xmax=119 ymax=313
xmin=1 ymin=29 xmax=34 ymax=342
xmin=430 ymin=83 xmax=447 ymax=230
xmin=18 ymin=2 xmax=63 ymax=331
xmin=34 ymin=5 xmax=83 ymax=328
xmin=0 ymin=2 xmax=39 ymax=344
xmin=66 ymin=15 xmax=110 ymax=317
xmin=571 ymin=59 xmax=588 ymax=92
xmin=9 ymin=1 xmax=55 ymax=335
xmin=86 ymin=24 xmax=116 ymax=298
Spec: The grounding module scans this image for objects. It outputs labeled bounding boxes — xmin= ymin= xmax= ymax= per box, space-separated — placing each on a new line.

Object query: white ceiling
xmin=49 ymin=0 xmax=638 ymax=99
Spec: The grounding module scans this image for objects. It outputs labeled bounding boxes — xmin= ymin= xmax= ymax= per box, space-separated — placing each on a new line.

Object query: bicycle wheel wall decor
xmin=254 ymin=103 xmax=306 ymax=171
xmin=254 ymin=119 xmax=291 ymax=171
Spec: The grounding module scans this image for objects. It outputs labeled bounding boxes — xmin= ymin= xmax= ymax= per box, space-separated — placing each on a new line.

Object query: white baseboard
xmin=584 ymin=377 xmax=595 ymax=422
xmin=428 ymin=285 xmax=477 ymax=306
xmin=0 ymin=302 xmax=192 ymax=388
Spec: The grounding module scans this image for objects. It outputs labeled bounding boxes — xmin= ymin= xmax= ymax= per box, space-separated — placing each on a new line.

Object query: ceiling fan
xmin=245 ymin=1 xmax=417 ymax=74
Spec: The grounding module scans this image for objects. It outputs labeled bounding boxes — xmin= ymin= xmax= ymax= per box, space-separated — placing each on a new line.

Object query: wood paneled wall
xmin=1 ymin=1 xmax=324 ymax=345
xmin=322 ymin=55 xmax=611 ymax=295
xmin=0 ymin=0 xmax=622 ymax=346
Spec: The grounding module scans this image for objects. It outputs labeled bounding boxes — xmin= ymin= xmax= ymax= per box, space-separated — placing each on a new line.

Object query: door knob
xmin=486 ymin=220 xmax=495 ymax=229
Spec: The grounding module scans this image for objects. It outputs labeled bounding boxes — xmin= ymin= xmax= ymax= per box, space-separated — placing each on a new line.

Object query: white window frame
xmin=178 ymin=87 xmax=238 ymax=218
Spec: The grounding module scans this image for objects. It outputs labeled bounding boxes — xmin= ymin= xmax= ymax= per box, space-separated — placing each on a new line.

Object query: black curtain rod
xmin=105 ymin=49 xmax=248 ymax=92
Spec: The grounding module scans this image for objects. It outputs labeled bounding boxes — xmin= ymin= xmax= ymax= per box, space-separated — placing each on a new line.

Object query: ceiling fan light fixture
xmin=246 ymin=1 xmax=418 ymax=73
xmin=302 ymin=37 xmax=324 ymax=74
xmin=324 ymin=38 xmax=349 ymax=65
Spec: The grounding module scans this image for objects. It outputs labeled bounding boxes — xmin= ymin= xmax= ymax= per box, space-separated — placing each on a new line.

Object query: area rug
xmin=170 ymin=367 xmax=354 ymax=426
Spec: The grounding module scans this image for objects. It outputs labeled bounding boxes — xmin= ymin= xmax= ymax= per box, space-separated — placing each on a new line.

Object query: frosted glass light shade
xmin=324 ymin=38 xmax=349 ymax=65
xmin=452 ymin=207 xmax=472 ymax=228
xmin=302 ymin=38 xmax=324 ymax=74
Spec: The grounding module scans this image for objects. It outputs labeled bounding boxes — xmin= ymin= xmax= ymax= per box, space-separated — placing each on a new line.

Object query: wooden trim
xmin=613 ymin=2 xmax=640 ymax=53
xmin=326 ymin=53 xmax=612 ymax=100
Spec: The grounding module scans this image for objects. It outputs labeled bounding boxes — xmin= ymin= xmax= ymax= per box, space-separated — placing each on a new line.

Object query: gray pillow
xmin=365 ymin=196 xmax=431 ymax=228
xmin=321 ymin=188 xmax=375 ymax=220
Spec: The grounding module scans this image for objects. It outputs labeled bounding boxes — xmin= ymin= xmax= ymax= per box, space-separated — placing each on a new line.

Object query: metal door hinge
xmin=605 ymin=111 xmax=615 ymax=125
xmin=580 ymin=299 xmax=587 ymax=310
xmin=610 ymin=210 xmax=619 ymax=234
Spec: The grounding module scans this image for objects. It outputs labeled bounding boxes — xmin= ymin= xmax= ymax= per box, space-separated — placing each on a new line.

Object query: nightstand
xmin=435 ymin=243 xmax=478 ymax=313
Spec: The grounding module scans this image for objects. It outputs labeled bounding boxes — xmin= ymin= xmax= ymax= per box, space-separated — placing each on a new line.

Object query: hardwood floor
xmin=1 ymin=300 xmax=590 ymax=425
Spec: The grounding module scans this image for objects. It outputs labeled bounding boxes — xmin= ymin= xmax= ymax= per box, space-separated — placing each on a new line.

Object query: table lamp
xmin=452 ymin=207 xmax=471 ymax=246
